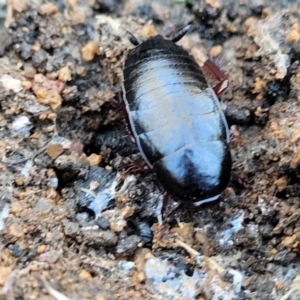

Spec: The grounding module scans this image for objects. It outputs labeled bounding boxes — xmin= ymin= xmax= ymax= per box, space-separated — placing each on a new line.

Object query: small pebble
xmin=87 ymin=154 xmax=102 ymax=166
xmin=209 ymin=45 xmax=222 ymax=57
xmin=110 ymin=219 xmax=127 ymax=232
xmin=14 ymin=177 xmax=24 ymax=186
xmin=36 ymin=88 xmax=63 ymax=112
xmin=9 ymin=244 xmax=23 ymax=257
xmin=96 ymin=216 xmax=110 ymax=230
xmin=81 ymin=42 xmax=99 ymax=62
xmin=287 ymin=29 xmax=300 ymax=44
xmin=11 ymin=116 xmax=32 ymax=137
xmin=64 ymin=221 xmax=80 ymax=237
xmin=34 ymin=198 xmax=53 ymax=215
xmin=21 ymin=80 xmax=32 ymax=90
xmin=7 ymin=223 xmax=24 ymax=239
xmin=37 ymin=245 xmax=47 ymax=254
xmin=11 ymin=0 xmax=27 ymax=13
xmin=0 ymin=74 xmax=22 ymax=93
xmin=89 ymin=181 xmax=100 ymax=191
xmin=82 ymin=229 xmax=118 ymax=248
xmin=24 ymin=63 xmax=36 ymax=79
xmin=287 ymin=23 xmax=300 ymax=44
xmin=46 ymin=144 xmax=64 ymax=160
xmin=58 ymin=65 xmax=72 ymax=82
xmin=69 ymin=7 xmax=86 ymax=25
xmin=39 ymin=3 xmax=59 ymax=15
xmin=0 ymin=267 xmax=13 ymax=287
xmin=38 ymin=250 xmax=61 ymax=264
xmin=274 ymin=176 xmax=287 ymax=192
xmin=282 ymin=234 xmax=298 ymax=248
xmin=276 ymin=282 xmax=285 ymax=291
xmin=116 ymin=235 xmax=141 ymax=256
xmin=140 ymin=24 xmax=157 ymax=38
xmin=205 ymin=0 xmax=221 ymax=8
xmin=79 ymin=270 xmax=92 ymax=280
xmin=120 ymin=206 xmax=135 ymax=219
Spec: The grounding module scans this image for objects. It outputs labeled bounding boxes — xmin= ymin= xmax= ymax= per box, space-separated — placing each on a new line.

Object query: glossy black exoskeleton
xmin=122 ymin=25 xmax=232 ymax=205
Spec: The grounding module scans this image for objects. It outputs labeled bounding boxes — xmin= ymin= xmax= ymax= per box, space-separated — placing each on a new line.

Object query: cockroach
xmin=122 ymin=25 xmax=232 ymax=205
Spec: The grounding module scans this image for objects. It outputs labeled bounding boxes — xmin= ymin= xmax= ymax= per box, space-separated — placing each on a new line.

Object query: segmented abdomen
xmin=123 ymin=36 xmax=231 ymax=201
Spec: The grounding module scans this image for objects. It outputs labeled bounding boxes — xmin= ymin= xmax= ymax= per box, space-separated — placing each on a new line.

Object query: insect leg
xmin=171 ymin=24 xmax=192 ymax=43
xmin=204 ymin=59 xmax=228 ymax=95
xmin=122 ymin=156 xmax=150 ymax=176
xmin=160 ymin=193 xmax=180 ymax=224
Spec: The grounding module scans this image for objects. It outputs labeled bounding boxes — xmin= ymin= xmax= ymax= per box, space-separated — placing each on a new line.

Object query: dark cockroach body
xmin=122 ymin=26 xmax=232 ymax=205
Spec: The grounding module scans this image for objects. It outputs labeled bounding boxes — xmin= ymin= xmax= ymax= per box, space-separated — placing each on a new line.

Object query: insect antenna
xmin=171 ymin=23 xmax=193 ymax=43
xmin=126 ymin=31 xmax=140 ymax=46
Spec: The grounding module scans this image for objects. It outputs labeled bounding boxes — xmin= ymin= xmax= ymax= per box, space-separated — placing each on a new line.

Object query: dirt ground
xmin=1 ymin=0 xmax=300 ymax=299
